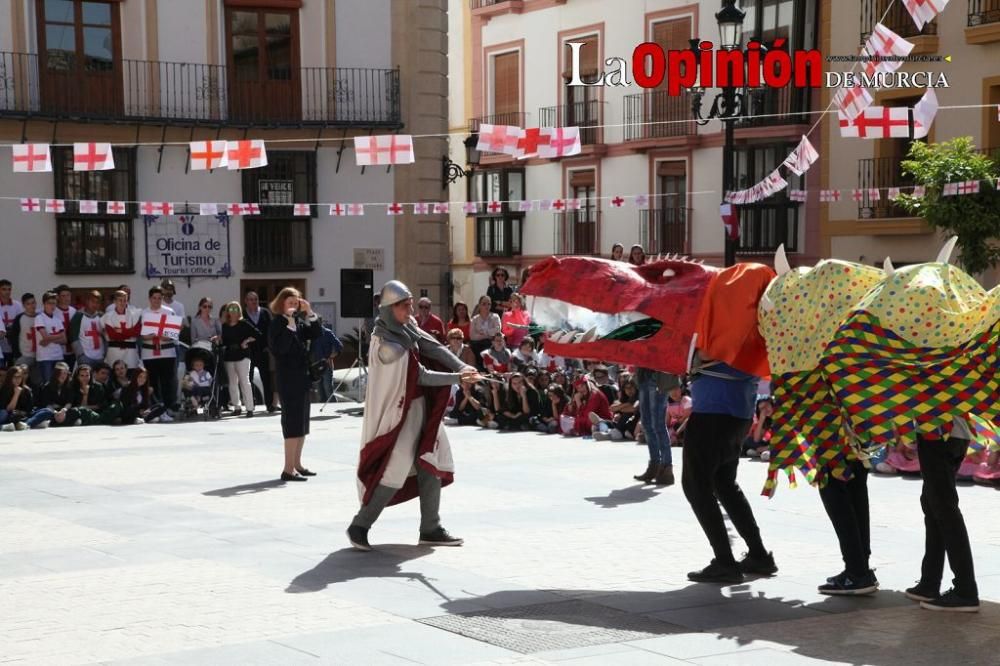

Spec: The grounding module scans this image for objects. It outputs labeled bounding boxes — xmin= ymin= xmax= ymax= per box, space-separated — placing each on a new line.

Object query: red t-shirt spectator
xmin=417 ymin=313 xmax=447 ymax=343
xmin=562 ymin=383 xmax=612 ymax=436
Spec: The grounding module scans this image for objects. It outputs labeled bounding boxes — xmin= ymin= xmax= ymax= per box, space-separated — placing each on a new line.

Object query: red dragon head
xmin=521 ymin=255 xmax=775 ymax=377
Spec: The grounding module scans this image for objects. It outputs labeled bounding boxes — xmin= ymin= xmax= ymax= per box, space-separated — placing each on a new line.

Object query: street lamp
xmin=690 ymin=0 xmax=746 ymax=267
xmin=442 ymin=133 xmax=481 ymax=190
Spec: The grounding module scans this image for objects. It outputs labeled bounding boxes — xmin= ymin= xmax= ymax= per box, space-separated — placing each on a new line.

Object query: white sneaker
xmin=1 ymin=424 xmax=14 ymax=432
xmin=875 ymin=461 xmax=896 ymax=474
xmin=747 ymin=448 xmax=761 ymax=458
xmin=134 ymin=418 xmax=145 ymax=425
xmin=15 ymin=422 xmax=28 ymax=431
xmin=71 ymin=418 xmax=82 ymax=427
xmin=592 ymin=431 xmax=610 ymax=441
xmin=37 ymin=420 xmax=51 ymax=429
xmin=609 ymin=430 xmax=624 ymax=442
xmin=760 ymin=450 xmax=771 ymax=463
xmin=158 ymin=413 xmax=174 ymax=423
xmin=443 ymin=417 xmax=458 ymax=426
xmin=486 ymin=421 xmax=499 ymax=429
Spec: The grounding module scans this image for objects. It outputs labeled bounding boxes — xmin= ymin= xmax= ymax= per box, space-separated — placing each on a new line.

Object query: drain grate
xmin=417 ymin=599 xmax=682 ymax=654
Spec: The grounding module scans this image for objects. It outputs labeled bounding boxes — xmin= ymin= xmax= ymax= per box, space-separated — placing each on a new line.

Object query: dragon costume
xmin=520 ymin=240 xmax=1000 ymax=496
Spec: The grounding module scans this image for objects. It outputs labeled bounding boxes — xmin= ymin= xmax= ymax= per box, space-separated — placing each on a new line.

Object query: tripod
xmin=322 ymin=319 xmax=369 ymax=412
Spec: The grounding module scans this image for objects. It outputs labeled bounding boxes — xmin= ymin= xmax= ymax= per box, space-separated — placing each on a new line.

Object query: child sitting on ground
xmin=743 ymin=396 xmax=774 ymax=461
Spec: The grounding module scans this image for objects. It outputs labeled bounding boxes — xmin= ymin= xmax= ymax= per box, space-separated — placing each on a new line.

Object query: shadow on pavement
xmin=202 ymin=479 xmax=286 ymax=497
xmin=286 ymin=546 xmax=434 ymax=594
xmin=584 ymin=484 xmax=661 ymax=508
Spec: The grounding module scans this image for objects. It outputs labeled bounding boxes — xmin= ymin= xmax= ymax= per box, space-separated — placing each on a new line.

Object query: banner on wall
xmin=144 ymin=213 xmax=232 ymax=279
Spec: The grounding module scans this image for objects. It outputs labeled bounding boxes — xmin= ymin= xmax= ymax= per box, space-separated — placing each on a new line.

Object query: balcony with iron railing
xmin=969 ymin=0 xmax=1000 ymax=26
xmin=538 ymin=99 xmax=603 ymax=145
xmin=624 ymin=90 xmax=695 ymax=142
xmin=736 ymin=84 xmax=812 ymax=129
xmin=554 ymin=210 xmax=600 ymax=256
xmin=857 ymin=156 xmax=913 ymax=218
xmin=468 ymin=111 xmax=528 ymax=133
xmin=0 ymin=52 xmax=401 ymax=127
xmin=638 ymin=207 xmax=689 ymax=255
xmin=861 ymin=0 xmax=937 ymax=42
xmin=736 ymin=202 xmax=799 ymax=254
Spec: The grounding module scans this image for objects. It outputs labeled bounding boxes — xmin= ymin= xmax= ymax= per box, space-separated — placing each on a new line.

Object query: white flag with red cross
xmin=781 ymin=135 xmax=820 ymax=176
xmin=912 ymin=88 xmax=939 ymax=140
xmin=868 ymin=188 xmax=881 ymax=201
xmin=834 ymin=84 xmax=874 ymax=122
xmin=609 ymin=195 xmax=626 ymax=208
xmin=839 ymin=107 xmax=910 ymax=139
xmin=463 ymin=202 xmax=479 ymax=214
xmin=241 ymin=203 xmax=261 ymax=216
xmin=12 ymin=143 xmax=52 ymax=173
xmin=634 ymin=194 xmax=651 ymax=209
xmin=957 ymin=180 xmax=980 ymax=196
xmin=789 ymin=190 xmax=808 ymax=202
xmin=19 ymin=197 xmax=41 ymax=213
xmin=200 ymin=203 xmax=219 ymax=216
xmin=139 ymin=201 xmax=175 ymax=216
xmin=888 ymin=187 xmax=902 ymax=200
xmin=45 ymin=199 xmax=66 ymax=213
xmin=514 ymin=128 xmax=549 ymax=159
xmin=142 ymin=312 xmax=183 ymax=340
xmin=353 ymin=135 xmax=415 ymax=166
xmin=386 ymin=203 xmax=405 ymax=216
xmin=329 ymin=203 xmax=348 ymax=216
xmin=346 ymin=203 xmax=364 ymax=216
xmin=73 ymin=142 xmax=114 ymax=171
xmin=226 ymin=140 xmax=267 ymax=170
xmin=903 ymin=0 xmax=950 ymax=31
xmin=913 ymin=186 xmax=926 ymax=198
xmin=189 ymin=140 xmax=228 ymax=170
xmin=516 ymin=200 xmax=537 ymax=212
xmin=550 ymin=199 xmax=567 ymax=213
xmin=820 ymin=189 xmax=841 ymax=202
xmin=861 ymin=23 xmax=914 ymax=79
xmin=433 ymin=202 xmax=450 ymax=214
xmin=78 ymin=200 xmax=99 ymax=214
xmin=105 ymin=201 xmax=127 ymax=215
xmin=943 ymin=182 xmax=958 ymax=196
xmin=476 ymin=124 xmax=521 ymax=155
xmin=538 ymin=127 xmax=582 ymax=159
xmin=485 ymin=200 xmax=504 ymax=214
xmin=413 ymin=202 xmax=431 ymax=215
xmin=851 ymin=189 xmax=865 ymax=202
xmin=293 ymin=203 xmax=312 ymax=216
xmin=565 ymin=198 xmax=582 ymax=211
xmin=720 ymin=203 xmax=739 ymax=240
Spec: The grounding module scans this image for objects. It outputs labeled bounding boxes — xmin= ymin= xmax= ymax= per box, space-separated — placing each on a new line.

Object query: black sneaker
xmin=920 ymin=588 xmax=980 ymax=613
xmin=738 ymin=551 xmax=778 ymax=576
xmin=904 ymin=581 xmax=939 ymax=602
xmin=818 ymin=570 xmax=879 ymax=596
xmin=418 ymin=527 xmax=464 ymax=546
xmin=346 ymin=525 xmax=372 ymax=552
xmin=687 ymin=559 xmax=744 ymax=584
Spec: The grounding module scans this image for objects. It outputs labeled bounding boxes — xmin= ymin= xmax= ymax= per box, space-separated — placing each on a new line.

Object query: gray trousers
xmin=352 ymin=463 xmax=442 ymax=533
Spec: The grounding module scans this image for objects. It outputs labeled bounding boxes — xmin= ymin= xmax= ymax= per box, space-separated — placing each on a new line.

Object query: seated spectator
xmin=0 ymin=364 xmax=50 ymax=430
xmin=974 ymin=448 xmax=1000 ymax=486
xmin=449 ymin=380 xmax=489 ymax=426
xmin=531 ymin=370 xmax=550 ymax=393
xmin=536 ymin=341 xmax=565 ymax=374
xmin=743 ymin=396 xmax=774 ymax=460
xmin=492 ymin=372 xmax=540 ymax=432
xmin=610 ymin=243 xmax=625 ymax=261
xmin=551 ymin=371 xmax=568 ymax=390
xmin=447 ymin=301 xmax=472 ymax=342
xmin=501 ymin=294 xmax=531 ymax=349
xmin=666 ymin=384 xmax=693 ymax=447
xmin=121 ymin=368 xmax=168 ymax=425
xmin=445 ymin=328 xmax=477 ymax=368
xmin=561 ymin=377 xmax=611 ymax=437
xmin=481 ymin=332 xmax=512 ymax=375
xmin=108 ymin=360 xmax=131 ymax=402
xmin=590 ymin=364 xmax=619 ymax=404
xmin=539 ymin=384 xmax=568 ymax=434
xmin=512 ymin=337 xmax=539 ymax=373
xmin=69 ymin=363 xmax=118 ymax=425
xmin=594 ymin=374 xmax=640 ymax=442
xmin=35 ymin=361 xmax=80 ymax=427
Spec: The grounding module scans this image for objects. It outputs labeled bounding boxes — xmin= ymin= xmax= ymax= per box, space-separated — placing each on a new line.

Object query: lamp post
xmin=690 ymin=0 xmax=746 ymax=267
xmin=442 ymin=134 xmax=481 ymax=190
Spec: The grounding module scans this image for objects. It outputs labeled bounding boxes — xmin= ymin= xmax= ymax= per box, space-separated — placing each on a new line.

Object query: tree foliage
xmin=895 ymin=137 xmax=1000 ymax=275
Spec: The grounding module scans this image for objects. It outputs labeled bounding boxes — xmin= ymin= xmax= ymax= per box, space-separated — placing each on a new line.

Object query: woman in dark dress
xmin=268 ymin=287 xmax=321 ymax=482
xmin=486 ymin=267 xmax=514 ymax=315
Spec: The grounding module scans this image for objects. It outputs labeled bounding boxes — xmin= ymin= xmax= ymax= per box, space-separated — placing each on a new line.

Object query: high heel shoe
xmin=296 ymin=468 xmax=317 ymax=477
xmin=280 ymin=471 xmax=307 ymax=482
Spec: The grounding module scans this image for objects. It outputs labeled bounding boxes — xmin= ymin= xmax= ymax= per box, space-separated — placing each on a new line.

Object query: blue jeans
xmin=639 ymin=376 xmax=671 ymax=465
xmin=38 ymin=360 xmax=59 ymax=384
xmin=317 ymin=364 xmax=334 ymax=403
xmin=26 ymin=408 xmax=55 ymax=428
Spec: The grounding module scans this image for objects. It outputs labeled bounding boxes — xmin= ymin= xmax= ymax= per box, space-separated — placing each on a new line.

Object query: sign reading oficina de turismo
xmin=145 ymin=213 xmax=232 ymax=279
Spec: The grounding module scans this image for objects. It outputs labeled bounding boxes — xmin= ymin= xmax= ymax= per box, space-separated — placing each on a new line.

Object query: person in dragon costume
xmin=521 ymin=240 xmax=988 ymax=611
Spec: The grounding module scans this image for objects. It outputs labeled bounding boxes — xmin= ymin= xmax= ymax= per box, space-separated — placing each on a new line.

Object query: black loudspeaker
xmin=341 ymin=269 xmax=375 ymax=318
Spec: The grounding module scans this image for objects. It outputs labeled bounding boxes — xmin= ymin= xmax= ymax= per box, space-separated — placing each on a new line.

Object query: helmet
xmin=379 ymin=280 xmax=412 ymax=307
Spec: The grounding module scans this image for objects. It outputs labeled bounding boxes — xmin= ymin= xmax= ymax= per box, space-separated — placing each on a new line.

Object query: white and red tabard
xmin=16 ymin=313 xmax=37 ymax=359
xmin=102 ymin=306 xmax=143 ymax=368
xmin=34 ymin=311 xmax=66 ymax=362
xmin=0 ymin=299 xmax=23 ymax=357
xmin=140 ymin=308 xmax=182 ymax=360
xmin=74 ymin=311 xmax=106 ymax=362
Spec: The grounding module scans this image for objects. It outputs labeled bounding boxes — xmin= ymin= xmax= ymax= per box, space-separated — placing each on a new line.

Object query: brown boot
xmin=654 ymin=464 xmax=675 ymax=486
xmin=633 ymin=461 xmax=658 ymax=483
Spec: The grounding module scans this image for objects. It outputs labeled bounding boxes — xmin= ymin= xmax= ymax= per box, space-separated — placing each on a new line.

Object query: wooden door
xmin=226 ymin=7 xmax=301 ymax=123
xmin=239 ymin=279 xmax=307 ymax=307
xmin=37 ymin=0 xmax=122 ymax=116
xmin=657 ymin=162 xmax=687 ymax=253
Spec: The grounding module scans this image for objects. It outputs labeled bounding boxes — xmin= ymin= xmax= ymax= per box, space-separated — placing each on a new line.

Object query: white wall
xmin=157 ymin=0 xmax=208 ymax=65
xmin=336 ymin=0 xmax=392 ymax=68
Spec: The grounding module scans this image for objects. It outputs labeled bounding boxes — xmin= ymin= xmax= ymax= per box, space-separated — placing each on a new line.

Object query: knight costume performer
xmin=347 ymin=280 xmax=476 ymax=552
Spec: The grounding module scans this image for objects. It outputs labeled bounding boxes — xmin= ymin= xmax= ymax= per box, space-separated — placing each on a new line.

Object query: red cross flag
xmin=834 ymin=84 xmax=873 ymax=122
xmin=189 ymin=140 xmax=228 ymax=170
xmin=413 ymin=202 xmax=431 ymax=215
xmin=476 ymin=124 xmax=521 ymax=155
xmin=329 ymin=204 xmax=347 ymax=216
xmin=242 ymin=203 xmax=261 ymax=216
xmin=354 ymin=135 xmax=415 ymax=166
xmin=12 ymin=143 xmax=52 ymax=173
xmin=789 ymin=190 xmax=808 ymax=202
xmin=19 ymin=197 xmax=41 ymax=212
xmin=226 ymin=140 xmax=267 ymax=170
xmin=516 ymin=200 xmax=537 ymax=212
xmin=912 ymin=186 xmax=926 ymax=198
xmin=565 ymin=198 xmax=582 ymax=211
xmin=550 ymin=198 xmax=567 ymax=212
xmin=720 ymin=203 xmax=739 ymax=240
xmin=943 ymin=183 xmax=958 ymax=196
xmin=293 ymin=203 xmax=312 ymax=216
xmin=226 ymin=203 xmax=244 ymax=217
xmin=861 ymin=23 xmax=914 ymax=79
xmin=538 ymin=127 xmax=582 ymax=158
xmin=839 ymin=107 xmax=910 ymax=139
xmin=610 ymin=196 xmax=626 ymax=208
xmin=868 ymin=188 xmax=881 ymax=201
xmin=78 ymin=200 xmax=99 ymax=214
xmin=538 ymin=199 xmax=553 ymax=211
xmin=105 ymin=201 xmax=127 ymax=214
xmin=347 ymin=203 xmax=364 ymax=216
xmin=486 ymin=201 xmax=503 ymax=213
xmin=142 ymin=312 xmax=183 ymax=341
xmin=957 ymin=180 xmax=980 ymax=196
xmin=781 ymin=135 xmax=820 ymax=176
xmin=851 ymin=189 xmax=865 ymax=202
xmin=387 ymin=203 xmax=404 ymax=216
xmin=433 ymin=202 xmax=450 ymax=214
xmin=200 ymin=203 xmax=220 ymax=216
xmin=887 ymin=187 xmax=902 ymax=200
xmin=903 ymin=0 xmax=950 ymax=31
xmin=820 ymin=189 xmax=841 ymax=202
xmin=463 ymin=202 xmax=479 ymax=214
xmin=912 ymin=88 xmax=939 ymax=140
xmin=45 ymin=199 xmax=66 ymax=213
xmin=634 ymin=194 xmax=650 ymax=209
xmin=140 ymin=201 xmax=174 ymax=216
xmin=73 ymin=142 xmax=114 ymax=171
xmin=514 ymin=127 xmax=549 ymax=159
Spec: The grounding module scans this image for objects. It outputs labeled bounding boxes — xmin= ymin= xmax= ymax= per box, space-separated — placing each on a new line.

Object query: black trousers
xmin=818 ymin=460 xmax=871 ymax=577
xmin=249 ymin=352 xmax=274 ymax=409
xmin=497 ymin=412 xmax=529 ymax=431
xmin=144 ymin=357 xmax=177 ymax=410
xmin=917 ymin=436 xmax=978 ymax=598
xmin=682 ymin=412 xmax=767 ymax=564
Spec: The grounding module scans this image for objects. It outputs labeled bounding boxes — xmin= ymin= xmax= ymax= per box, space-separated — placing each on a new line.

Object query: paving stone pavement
xmin=1 ymin=404 xmax=999 ymax=665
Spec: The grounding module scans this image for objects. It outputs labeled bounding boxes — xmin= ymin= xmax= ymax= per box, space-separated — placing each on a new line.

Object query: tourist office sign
xmin=144 ymin=213 xmax=232 ymax=278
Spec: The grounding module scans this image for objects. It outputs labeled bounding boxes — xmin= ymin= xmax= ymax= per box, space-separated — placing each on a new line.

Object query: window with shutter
xmin=492 ymin=51 xmax=520 ymax=119
xmin=651 ymin=18 xmax=691 ymax=91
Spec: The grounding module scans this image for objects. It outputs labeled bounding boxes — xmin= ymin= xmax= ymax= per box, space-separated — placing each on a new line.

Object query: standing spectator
xmin=561 ymin=377 xmax=611 ymax=437
xmin=610 ymin=243 xmax=625 ymax=261
xmin=10 ymin=294 xmax=38 ymax=386
xmin=268 ymin=287 xmax=322 ymax=481
xmin=0 ymin=315 xmax=5 ymax=372
xmin=220 ymin=301 xmax=258 ymax=417
xmin=501 ymin=293 xmax=531 ymax=349
xmin=102 ymin=290 xmax=142 ymax=370
xmin=416 ymin=297 xmax=447 ymax=343
xmin=54 ymin=285 xmax=77 ymax=366
xmin=36 ymin=361 xmax=80 ymax=427
xmin=487 ymin=268 xmax=514 ymax=315
xmin=312 ymin=318 xmax=343 ymax=404
xmin=160 ymin=280 xmax=186 ymax=324
xmin=633 ymin=368 xmax=676 ymax=484
xmin=628 ymin=245 xmax=647 ymax=266
xmin=445 ymin=329 xmax=477 ymax=368
xmin=470 ymin=296 xmax=502 ymax=363
xmin=105 ymin=284 xmax=132 ymax=312
xmin=140 ymin=286 xmax=178 ymax=419
xmin=191 ymin=298 xmax=222 ymax=346
xmin=243 ymin=291 xmax=276 ymax=413
xmin=447 ymin=301 xmax=472 ymax=342
xmin=35 ymin=292 xmax=67 ymax=384
xmin=70 ymin=291 xmax=106 ymax=368
xmin=120 ymin=368 xmax=167 ymax=425
xmin=0 ymin=279 xmax=24 ymax=367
